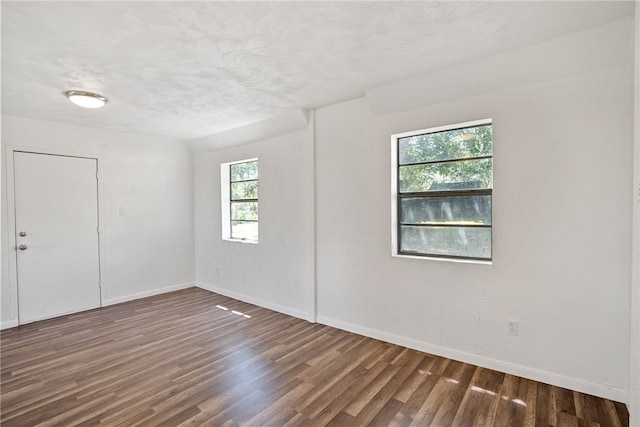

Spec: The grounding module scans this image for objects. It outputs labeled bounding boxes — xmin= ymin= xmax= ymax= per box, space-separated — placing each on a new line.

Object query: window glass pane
xmin=231 ymin=180 xmax=258 ymax=200
xmin=400 ymin=226 xmax=491 ymax=259
xmin=399 ymin=124 xmax=492 ymax=165
xmin=230 ymin=161 xmax=258 ymax=182
xmin=399 ymin=158 xmax=492 ymax=193
xmin=231 ymin=221 xmax=258 ymax=241
xmin=231 ymin=201 xmax=258 ymax=221
xmin=401 ymin=195 xmax=491 ymax=226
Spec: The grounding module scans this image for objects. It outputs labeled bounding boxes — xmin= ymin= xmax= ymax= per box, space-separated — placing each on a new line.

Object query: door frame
xmin=5 ymin=145 xmax=106 ymax=324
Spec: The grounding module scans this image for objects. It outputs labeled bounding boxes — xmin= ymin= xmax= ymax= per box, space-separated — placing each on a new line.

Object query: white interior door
xmin=14 ymin=151 xmax=101 ymax=323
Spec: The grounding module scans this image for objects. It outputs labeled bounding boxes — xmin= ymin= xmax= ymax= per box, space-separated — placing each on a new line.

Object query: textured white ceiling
xmin=1 ymin=1 xmax=634 ymax=141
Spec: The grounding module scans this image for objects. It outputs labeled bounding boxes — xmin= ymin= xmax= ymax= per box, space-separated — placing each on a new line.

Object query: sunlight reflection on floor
xmin=216 ymin=304 xmax=251 ymax=318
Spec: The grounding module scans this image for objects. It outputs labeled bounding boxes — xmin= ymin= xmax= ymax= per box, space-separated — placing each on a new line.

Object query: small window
xmin=221 ymin=159 xmax=258 ymax=243
xmin=392 ymin=120 xmax=492 ymax=261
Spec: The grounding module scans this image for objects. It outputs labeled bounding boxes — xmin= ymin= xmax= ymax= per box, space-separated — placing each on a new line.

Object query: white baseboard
xmin=103 ymin=282 xmax=194 ymax=306
xmin=1 ymin=319 xmax=19 ymax=330
xmin=317 ymin=315 xmax=627 ymax=403
xmin=195 ymin=281 xmax=312 ymax=322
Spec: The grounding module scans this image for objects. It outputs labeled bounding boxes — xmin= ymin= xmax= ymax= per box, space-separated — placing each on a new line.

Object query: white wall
xmin=314 ymin=20 xmax=634 ymax=402
xmin=1 ymin=115 xmax=195 ymax=327
xmin=629 ymin=2 xmax=639 ymax=424
xmin=193 ymin=118 xmax=315 ymax=321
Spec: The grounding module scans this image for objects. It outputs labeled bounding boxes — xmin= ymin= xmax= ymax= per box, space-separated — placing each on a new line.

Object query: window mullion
xmin=230 ymin=178 xmax=259 ymax=184
xmin=400 ymin=154 xmax=492 ymax=167
xmin=399 ymin=223 xmax=491 ymax=228
xmin=399 ymin=189 xmax=492 ymax=198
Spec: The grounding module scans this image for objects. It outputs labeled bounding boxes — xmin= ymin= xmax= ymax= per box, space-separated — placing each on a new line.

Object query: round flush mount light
xmin=64 ymin=90 xmax=107 ymax=109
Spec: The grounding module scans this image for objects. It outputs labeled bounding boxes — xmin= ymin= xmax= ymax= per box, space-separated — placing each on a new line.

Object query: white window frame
xmin=221 ymin=158 xmax=259 ymax=244
xmin=391 ymin=119 xmax=493 ymax=264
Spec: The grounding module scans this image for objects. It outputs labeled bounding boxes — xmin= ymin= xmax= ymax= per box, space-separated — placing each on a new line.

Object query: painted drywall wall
xmin=193 ymin=118 xmax=315 ymax=321
xmin=315 ymin=21 xmax=634 ymax=401
xmin=1 ymin=115 xmax=195 ymax=327
xmin=630 ymin=3 xmax=639 ymax=425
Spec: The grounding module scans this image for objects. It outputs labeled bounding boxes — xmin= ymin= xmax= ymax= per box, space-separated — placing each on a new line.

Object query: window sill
xmin=392 ymin=253 xmax=492 ymax=265
xmin=223 ymin=237 xmax=259 ymax=245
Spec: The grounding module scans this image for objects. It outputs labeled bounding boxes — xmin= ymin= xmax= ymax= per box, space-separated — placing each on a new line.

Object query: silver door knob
xmin=18 ymin=244 xmax=27 ymax=250
xmin=19 ymin=231 xmax=27 ymax=237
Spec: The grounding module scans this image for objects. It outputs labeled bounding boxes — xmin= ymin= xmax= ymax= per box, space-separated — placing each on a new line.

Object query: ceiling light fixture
xmin=64 ymin=90 xmax=107 ymax=109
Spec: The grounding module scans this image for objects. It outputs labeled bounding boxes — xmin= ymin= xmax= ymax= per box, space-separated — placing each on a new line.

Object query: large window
xmin=221 ymin=159 xmax=258 ymax=242
xmin=392 ymin=119 xmax=493 ymax=261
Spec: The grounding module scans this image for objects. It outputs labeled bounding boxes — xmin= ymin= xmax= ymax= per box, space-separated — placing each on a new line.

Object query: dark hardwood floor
xmin=0 ymin=288 xmax=629 ymax=426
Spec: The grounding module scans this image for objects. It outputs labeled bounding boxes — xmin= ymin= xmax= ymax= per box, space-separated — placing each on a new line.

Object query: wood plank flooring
xmin=0 ymin=288 xmax=629 ymax=426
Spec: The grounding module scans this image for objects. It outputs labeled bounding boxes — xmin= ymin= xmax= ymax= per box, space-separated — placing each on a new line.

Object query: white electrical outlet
xmin=507 ymin=320 xmax=519 ymax=336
